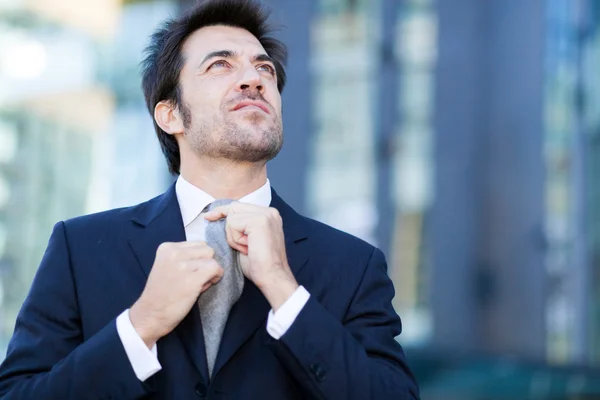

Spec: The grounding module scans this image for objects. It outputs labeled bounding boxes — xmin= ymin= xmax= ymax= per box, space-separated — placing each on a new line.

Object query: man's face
xmin=176 ymin=25 xmax=283 ymax=163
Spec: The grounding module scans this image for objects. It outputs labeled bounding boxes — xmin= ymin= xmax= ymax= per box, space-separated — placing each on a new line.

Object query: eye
xmin=257 ymin=64 xmax=275 ymax=75
xmin=209 ymin=60 xmax=230 ymax=70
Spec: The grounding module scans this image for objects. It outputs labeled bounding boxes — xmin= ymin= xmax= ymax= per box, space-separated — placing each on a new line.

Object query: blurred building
xmin=0 ymin=0 xmax=599 ymax=398
xmin=0 ymin=0 xmax=169 ymax=347
xmin=259 ymin=0 xmax=600 ymax=397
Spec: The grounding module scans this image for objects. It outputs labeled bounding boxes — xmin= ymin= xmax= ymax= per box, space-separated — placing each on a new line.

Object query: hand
xmin=129 ymin=241 xmax=223 ymax=348
xmin=204 ymin=203 xmax=298 ymax=310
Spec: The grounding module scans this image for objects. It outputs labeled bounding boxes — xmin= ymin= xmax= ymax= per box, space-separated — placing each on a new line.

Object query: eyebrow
xmin=199 ymin=50 xmax=275 ymax=67
xmin=253 ymin=54 xmax=274 ymax=64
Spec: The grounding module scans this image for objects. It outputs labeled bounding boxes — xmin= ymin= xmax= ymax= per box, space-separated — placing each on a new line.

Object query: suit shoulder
xmin=301 ymin=215 xmax=378 ymax=257
xmin=62 ymin=205 xmax=134 ymax=231
xmin=61 ymin=192 xmax=163 ymax=233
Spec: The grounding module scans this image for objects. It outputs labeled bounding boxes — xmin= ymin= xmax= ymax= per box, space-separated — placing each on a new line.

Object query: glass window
xmin=308 ymin=0 xmax=381 ymax=244
xmin=545 ymin=0 xmax=600 ymax=365
xmin=389 ymin=0 xmax=437 ymax=346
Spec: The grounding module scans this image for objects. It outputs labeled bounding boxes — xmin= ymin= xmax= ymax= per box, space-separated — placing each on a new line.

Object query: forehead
xmin=182 ymin=25 xmax=266 ymax=60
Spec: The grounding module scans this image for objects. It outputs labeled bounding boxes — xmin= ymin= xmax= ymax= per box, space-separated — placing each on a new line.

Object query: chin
xmin=236 ymin=116 xmax=271 ymax=128
xmin=221 ymin=118 xmax=283 ymax=156
xmin=236 ymin=121 xmax=279 ymax=136
xmin=220 ymin=142 xmax=282 ymax=163
xmin=228 ymin=133 xmax=283 ymax=163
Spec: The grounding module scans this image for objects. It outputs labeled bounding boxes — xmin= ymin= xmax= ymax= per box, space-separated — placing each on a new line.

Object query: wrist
xmin=256 ymin=268 xmax=299 ymax=312
xmin=129 ymin=302 xmax=161 ymax=349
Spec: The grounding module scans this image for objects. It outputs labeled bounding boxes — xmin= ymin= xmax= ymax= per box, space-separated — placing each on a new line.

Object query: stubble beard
xmin=183 ymin=105 xmax=283 ymax=163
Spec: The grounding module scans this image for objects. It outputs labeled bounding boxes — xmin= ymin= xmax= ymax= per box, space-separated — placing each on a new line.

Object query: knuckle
xmin=210 ymin=259 xmax=224 ymax=272
xmin=200 ymin=258 xmax=215 ymax=268
xmin=157 ymin=242 xmax=171 ymax=253
xmin=177 ymin=260 xmax=190 ymax=270
xmin=268 ymin=208 xmax=282 ymax=224
xmin=258 ymin=215 xmax=271 ymax=227
xmin=205 ymin=247 xmax=215 ymax=258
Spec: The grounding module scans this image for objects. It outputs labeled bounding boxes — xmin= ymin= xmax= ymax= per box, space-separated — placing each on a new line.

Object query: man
xmin=0 ymin=0 xmax=419 ymax=398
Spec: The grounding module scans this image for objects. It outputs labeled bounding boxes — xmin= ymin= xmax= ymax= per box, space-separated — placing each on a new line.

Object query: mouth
xmin=231 ymin=100 xmax=270 ymax=114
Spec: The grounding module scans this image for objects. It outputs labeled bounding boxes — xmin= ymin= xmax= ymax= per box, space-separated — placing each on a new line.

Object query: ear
xmin=154 ymin=100 xmax=185 ymax=135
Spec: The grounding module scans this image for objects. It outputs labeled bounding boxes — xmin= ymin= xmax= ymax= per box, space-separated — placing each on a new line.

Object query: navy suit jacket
xmin=0 ymin=185 xmax=419 ymax=399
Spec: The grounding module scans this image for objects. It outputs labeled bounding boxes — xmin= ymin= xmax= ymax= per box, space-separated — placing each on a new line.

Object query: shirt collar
xmin=175 ymin=175 xmax=272 ymax=227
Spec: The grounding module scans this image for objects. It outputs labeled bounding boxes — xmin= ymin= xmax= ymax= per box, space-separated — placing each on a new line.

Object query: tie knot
xmin=206 ymin=198 xmax=234 ymax=212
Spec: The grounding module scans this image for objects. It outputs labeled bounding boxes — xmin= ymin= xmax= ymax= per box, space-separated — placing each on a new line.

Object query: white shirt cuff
xmin=116 ymin=309 xmax=162 ymax=381
xmin=266 ymin=286 xmax=310 ymax=340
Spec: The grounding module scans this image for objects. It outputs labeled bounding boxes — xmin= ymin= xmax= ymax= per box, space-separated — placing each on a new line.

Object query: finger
xmin=204 ymin=204 xmax=235 ymax=221
xmin=227 ymin=214 xmax=272 ymax=239
xmin=181 ymin=257 xmax=216 ymax=271
xmin=224 ymin=213 xmax=261 ymax=249
xmin=228 ymin=221 xmax=246 ymax=245
xmin=200 ymin=281 xmax=214 ymax=293
xmin=225 ymin=221 xmax=247 ymax=254
xmin=223 ymin=212 xmax=256 ymax=235
xmin=205 ymin=263 xmax=224 ymax=288
xmin=178 ymin=245 xmax=215 ymax=261
xmin=198 ymin=266 xmax=224 ymax=293
xmin=193 ymin=258 xmax=223 ymax=277
xmin=236 ymin=234 xmax=248 ymax=246
xmin=199 ymin=270 xmax=225 ymax=293
xmin=231 ymin=231 xmax=249 ymax=253
xmin=237 ymin=244 xmax=249 ymax=255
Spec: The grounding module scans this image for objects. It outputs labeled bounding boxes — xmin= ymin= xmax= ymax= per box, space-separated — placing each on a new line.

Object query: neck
xmin=179 ymin=157 xmax=268 ymax=200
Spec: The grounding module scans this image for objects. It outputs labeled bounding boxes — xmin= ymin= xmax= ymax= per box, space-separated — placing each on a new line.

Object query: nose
xmin=235 ymin=65 xmax=264 ymax=94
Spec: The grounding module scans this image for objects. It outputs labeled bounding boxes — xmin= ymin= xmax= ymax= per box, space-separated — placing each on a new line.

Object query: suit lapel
xmin=128 ymin=184 xmax=210 ymax=383
xmin=212 ymin=189 xmax=310 ymax=378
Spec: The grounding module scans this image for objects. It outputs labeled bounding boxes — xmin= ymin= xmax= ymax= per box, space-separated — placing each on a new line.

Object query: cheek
xmin=187 ymin=94 xmax=223 ymax=121
xmin=266 ymin=90 xmax=282 ymax=113
xmin=186 ymin=79 xmax=229 ymax=110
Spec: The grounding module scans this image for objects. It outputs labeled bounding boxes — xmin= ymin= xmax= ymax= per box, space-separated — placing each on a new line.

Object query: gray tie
xmin=197 ymin=199 xmax=245 ymax=377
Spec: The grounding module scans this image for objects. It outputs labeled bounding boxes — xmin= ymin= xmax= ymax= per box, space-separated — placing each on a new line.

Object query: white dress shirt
xmin=116 ymin=175 xmax=310 ymax=381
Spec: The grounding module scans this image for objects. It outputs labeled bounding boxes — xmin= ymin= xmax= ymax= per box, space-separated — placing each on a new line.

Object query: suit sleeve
xmin=0 ymin=222 xmax=154 ymax=400
xmin=267 ymin=247 xmax=420 ymax=400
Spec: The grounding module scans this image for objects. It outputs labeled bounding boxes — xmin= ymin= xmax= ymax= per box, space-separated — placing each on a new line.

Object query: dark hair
xmin=141 ymin=0 xmax=288 ymax=174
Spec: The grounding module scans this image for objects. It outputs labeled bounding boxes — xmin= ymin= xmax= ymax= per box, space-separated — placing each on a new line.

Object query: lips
xmin=232 ymin=100 xmax=270 ymax=114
